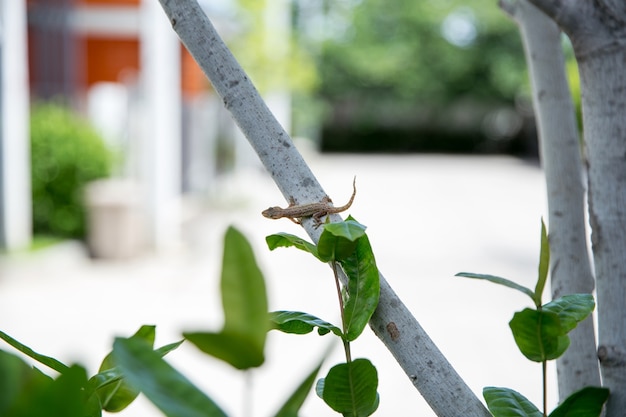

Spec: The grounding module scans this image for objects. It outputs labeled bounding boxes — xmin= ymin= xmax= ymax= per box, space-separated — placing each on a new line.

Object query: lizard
xmin=262 ymin=177 xmax=356 ymax=226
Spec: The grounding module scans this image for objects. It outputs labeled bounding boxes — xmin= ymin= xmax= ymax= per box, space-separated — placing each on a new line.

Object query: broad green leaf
xmin=273 ymin=359 xmax=324 ymax=417
xmin=549 ymin=386 xmax=609 ymax=417
xmin=17 ymin=364 xmax=96 ymax=417
xmin=323 ymin=219 xmax=367 ymax=241
xmin=341 ymin=233 xmax=380 ymax=341
xmin=89 ymin=340 xmax=184 ymax=402
xmin=183 ymin=331 xmax=264 ymax=370
xmin=221 ymin=226 xmax=269 ymax=340
xmin=509 ymin=308 xmax=569 ymax=362
xmin=543 ymin=294 xmax=595 ymax=333
xmin=483 ymin=386 xmax=543 ymax=417
xmin=266 ymin=233 xmax=320 ymax=260
xmin=317 ymin=220 xmax=366 ymax=262
xmin=95 ymin=325 xmax=156 ymax=412
xmin=534 ymin=219 xmax=550 ymax=307
xmin=0 ymin=330 xmax=69 ymax=374
xmin=0 ymin=354 xmax=96 ymax=417
xmin=318 ymin=359 xmax=379 ymax=417
xmin=48 ymin=365 xmax=95 ymax=417
xmin=270 ymin=311 xmax=343 ymax=337
xmin=113 ymin=337 xmax=227 ymax=417
xmin=455 ymin=273 xmax=535 ymax=302
xmin=186 ymin=226 xmax=268 ymax=370
xmin=0 ymin=350 xmax=53 ymax=416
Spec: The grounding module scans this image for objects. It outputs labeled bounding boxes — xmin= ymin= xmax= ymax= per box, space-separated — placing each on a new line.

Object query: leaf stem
xmin=332 ymin=261 xmax=352 ymax=363
xmin=542 ymin=360 xmax=547 ymax=417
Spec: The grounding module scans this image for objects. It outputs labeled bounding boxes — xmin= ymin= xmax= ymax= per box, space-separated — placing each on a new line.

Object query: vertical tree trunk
xmin=528 ymin=1 xmax=626 ymax=414
xmin=501 ymin=0 xmax=600 ymax=400
xmin=580 ymin=47 xmax=626 ymax=416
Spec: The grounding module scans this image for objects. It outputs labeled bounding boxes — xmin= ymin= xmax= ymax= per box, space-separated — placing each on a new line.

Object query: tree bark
xmin=500 ymin=0 xmax=601 ymax=400
xmin=527 ymin=1 xmax=626 ymax=414
xmin=157 ymin=1 xmax=492 ymax=416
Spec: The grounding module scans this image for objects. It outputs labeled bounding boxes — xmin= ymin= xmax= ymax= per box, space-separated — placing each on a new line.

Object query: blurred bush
xmin=30 ymin=102 xmax=112 ymax=239
xmin=293 ymin=0 xmax=535 ymax=153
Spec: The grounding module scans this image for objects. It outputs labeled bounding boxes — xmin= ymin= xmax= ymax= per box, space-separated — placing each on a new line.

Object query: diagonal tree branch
xmin=157 ymin=1 xmax=491 ymax=416
xmin=501 ymin=0 xmax=600 ymax=400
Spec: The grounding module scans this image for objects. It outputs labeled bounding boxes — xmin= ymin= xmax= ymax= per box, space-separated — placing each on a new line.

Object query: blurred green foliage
xmin=288 ymin=0 xmax=540 ymax=151
xmin=229 ymin=0 xmax=318 ymax=94
xmin=30 ymin=102 xmax=112 ymax=239
xmin=318 ymin=0 xmax=526 ymax=105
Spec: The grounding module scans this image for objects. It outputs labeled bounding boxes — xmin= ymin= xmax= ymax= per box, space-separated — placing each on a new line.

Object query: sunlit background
xmin=0 ymin=0 xmax=582 ymax=415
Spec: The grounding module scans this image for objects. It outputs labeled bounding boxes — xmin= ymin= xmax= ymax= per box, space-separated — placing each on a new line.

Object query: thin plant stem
xmin=332 ymin=261 xmax=352 ymax=363
xmin=542 ymin=360 xmax=547 ymax=417
xmin=243 ymin=370 xmax=253 ymax=417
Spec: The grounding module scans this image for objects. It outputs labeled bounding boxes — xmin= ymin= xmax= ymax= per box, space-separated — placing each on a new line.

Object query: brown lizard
xmin=262 ymin=177 xmax=356 ymax=226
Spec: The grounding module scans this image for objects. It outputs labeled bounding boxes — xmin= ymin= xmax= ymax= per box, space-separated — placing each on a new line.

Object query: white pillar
xmin=140 ymin=0 xmax=181 ymax=250
xmin=0 ymin=0 xmax=31 ymax=251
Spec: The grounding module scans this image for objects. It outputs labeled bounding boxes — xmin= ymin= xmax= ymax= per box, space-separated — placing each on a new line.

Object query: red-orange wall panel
xmin=84 ymin=36 xmax=140 ymax=86
xmin=77 ymin=0 xmax=140 ymax=5
xmin=181 ymin=47 xmax=209 ymax=96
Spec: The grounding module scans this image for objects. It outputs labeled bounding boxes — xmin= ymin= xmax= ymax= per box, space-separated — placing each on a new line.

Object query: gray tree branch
xmin=502 ymin=0 xmax=601 ymax=400
xmin=157 ymin=1 xmax=491 ymax=416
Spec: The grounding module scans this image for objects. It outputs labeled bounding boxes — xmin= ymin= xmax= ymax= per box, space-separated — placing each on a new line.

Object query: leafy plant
xmin=30 ymin=102 xmax=112 ymax=239
xmin=457 ymin=220 xmax=609 ymax=417
xmin=0 ymin=226 xmax=325 ymax=417
xmin=266 ymin=216 xmax=381 ymax=416
xmin=0 ymin=325 xmax=182 ymax=417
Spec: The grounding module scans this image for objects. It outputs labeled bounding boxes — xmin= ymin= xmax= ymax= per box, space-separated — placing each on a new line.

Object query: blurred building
xmin=2 ymin=0 xmax=292 ymax=253
xmin=24 ymin=0 xmax=244 ymax=253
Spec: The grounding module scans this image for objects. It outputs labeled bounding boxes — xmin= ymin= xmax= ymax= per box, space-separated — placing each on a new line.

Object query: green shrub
xmin=30 ymin=102 xmax=112 ymax=239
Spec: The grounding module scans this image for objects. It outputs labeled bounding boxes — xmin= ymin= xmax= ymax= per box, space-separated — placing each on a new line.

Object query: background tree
xmin=500 ymin=0 xmax=601 ymax=401
xmin=521 ymin=2 xmax=626 ymax=415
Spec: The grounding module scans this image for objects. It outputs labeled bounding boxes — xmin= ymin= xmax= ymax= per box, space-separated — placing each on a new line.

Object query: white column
xmin=140 ymin=0 xmax=181 ymax=250
xmin=0 ymin=0 xmax=31 ymax=251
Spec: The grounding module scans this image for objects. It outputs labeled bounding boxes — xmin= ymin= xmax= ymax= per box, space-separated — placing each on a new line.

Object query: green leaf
xmin=270 ymin=311 xmax=343 ymax=337
xmin=0 ymin=330 xmax=69 ymax=374
xmin=186 ymin=226 xmax=269 ymax=369
xmin=318 ymin=359 xmax=379 ymax=417
xmin=266 ymin=233 xmax=320 ymax=260
xmin=0 ymin=352 xmax=98 ymax=417
xmin=483 ymin=386 xmax=543 ymax=417
xmin=542 ymin=294 xmax=595 ymax=333
xmin=183 ymin=331 xmax=264 ymax=370
xmin=113 ymin=337 xmax=228 ymax=417
xmin=341 ymin=233 xmax=380 ymax=341
xmin=324 ymin=219 xmax=367 ymax=241
xmin=548 ymin=386 xmax=609 ymax=417
xmin=317 ymin=219 xmax=366 ymax=262
xmin=46 ymin=365 xmax=95 ymax=417
xmin=273 ymin=358 xmax=325 ymax=417
xmin=509 ymin=308 xmax=569 ymax=362
xmin=534 ymin=219 xmax=550 ymax=307
xmin=221 ymin=226 xmax=269 ymax=340
xmin=94 ymin=325 xmax=169 ymax=413
xmin=455 ymin=273 xmax=535 ymax=302
xmin=0 ymin=350 xmax=53 ymax=416
xmin=88 ymin=339 xmax=184 ymax=408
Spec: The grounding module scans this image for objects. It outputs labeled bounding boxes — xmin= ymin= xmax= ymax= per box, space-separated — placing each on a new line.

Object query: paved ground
xmin=0 ymin=153 xmax=558 ymax=416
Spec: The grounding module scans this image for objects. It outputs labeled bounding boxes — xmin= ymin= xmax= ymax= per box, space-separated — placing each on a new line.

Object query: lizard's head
xmin=262 ymin=207 xmax=282 ymax=219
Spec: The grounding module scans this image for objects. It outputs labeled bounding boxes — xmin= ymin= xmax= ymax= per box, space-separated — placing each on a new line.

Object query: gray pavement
xmin=0 ymin=153 xmax=558 ymax=416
